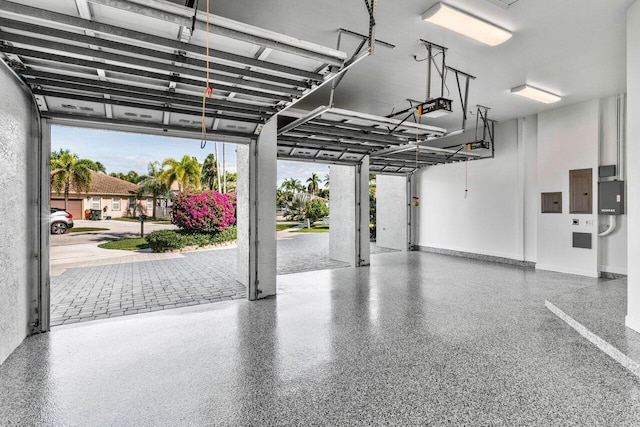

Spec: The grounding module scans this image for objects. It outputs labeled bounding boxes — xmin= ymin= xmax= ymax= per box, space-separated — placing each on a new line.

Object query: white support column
xmin=329 ymin=157 xmax=370 ymax=266
xmin=236 ymin=120 xmax=277 ymax=300
xmin=376 ymin=174 xmax=410 ymax=251
xmin=37 ymin=120 xmax=51 ymax=333
xmin=626 ymin=1 xmax=640 ymax=333
xmin=359 ymin=157 xmax=371 ymax=266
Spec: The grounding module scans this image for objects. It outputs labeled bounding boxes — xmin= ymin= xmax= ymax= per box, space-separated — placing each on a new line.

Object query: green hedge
xmin=146 ymin=226 xmax=237 ymax=252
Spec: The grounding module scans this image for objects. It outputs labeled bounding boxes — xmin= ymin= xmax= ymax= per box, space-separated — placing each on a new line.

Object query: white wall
xmin=0 ymin=65 xmax=39 ymax=365
xmin=376 ymin=174 xmax=408 ymax=251
xmin=536 ymin=100 xmax=600 ymax=277
xmin=415 ymin=119 xmax=523 ymax=260
xmin=626 ymin=0 xmax=640 ymax=334
xmin=413 ymin=97 xmax=621 ymax=276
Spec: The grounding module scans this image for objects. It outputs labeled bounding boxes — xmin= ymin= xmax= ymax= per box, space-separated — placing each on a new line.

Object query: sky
xmin=51 ymin=125 xmax=329 ymax=188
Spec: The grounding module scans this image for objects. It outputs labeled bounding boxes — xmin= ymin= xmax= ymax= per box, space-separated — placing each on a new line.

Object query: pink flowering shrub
xmin=171 ymin=191 xmax=236 ymax=233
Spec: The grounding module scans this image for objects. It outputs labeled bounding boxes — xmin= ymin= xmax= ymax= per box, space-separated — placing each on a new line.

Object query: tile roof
xmin=53 ymin=171 xmax=141 ymax=196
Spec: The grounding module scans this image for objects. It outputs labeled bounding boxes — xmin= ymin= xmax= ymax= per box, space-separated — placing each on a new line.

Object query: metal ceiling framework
xmin=364 ymin=39 xmax=495 ymax=174
xmin=276 ymin=106 xmax=486 ymax=174
xmin=0 ymin=0 xmax=376 ymax=144
xmin=0 ymin=0 xmax=494 ymax=175
xmin=277 ymin=38 xmax=491 ymax=174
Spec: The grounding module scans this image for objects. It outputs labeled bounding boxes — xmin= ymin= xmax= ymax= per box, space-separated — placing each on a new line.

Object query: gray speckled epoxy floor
xmin=548 ymin=277 xmax=640 ymax=364
xmin=2 ymin=252 xmax=640 ymax=426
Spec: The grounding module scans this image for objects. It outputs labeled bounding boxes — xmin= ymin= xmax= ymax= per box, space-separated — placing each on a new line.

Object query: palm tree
xmin=161 ymin=155 xmax=201 ymax=191
xmin=201 ymin=153 xmax=218 ymax=190
xmin=51 ymin=151 xmax=93 ymax=210
xmin=126 ymin=170 xmax=141 ymax=184
xmin=281 ymin=178 xmax=304 ymax=200
xmin=306 ymin=172 xmax=321 ymax=195
xmin=225 ymin=171 xmax=237 ymax=193
xmin=94 ymin=161 xmax=106 ymax=173
xmin=51 ymin=148 xmax=70 ymax=162
xmin=323 ymin=173 xmax=330 ymax=189
xmin=109 ymin=170 xmax=141 ymax=183
xmin=138 ymin=161 xmax=168 ymax=218
xmin=86 ymin=161 xmax=106 ymax=173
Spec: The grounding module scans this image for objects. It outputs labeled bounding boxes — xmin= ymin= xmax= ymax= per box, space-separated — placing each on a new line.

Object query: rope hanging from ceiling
xmin=413 ymin=108 xmax=420 ymax=207
xmin=201 ymin=0 xmax=213 ymax=149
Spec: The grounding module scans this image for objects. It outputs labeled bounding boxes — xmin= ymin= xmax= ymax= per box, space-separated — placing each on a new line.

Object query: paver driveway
xmin=51 ymin=231 xmax=397 ymax=326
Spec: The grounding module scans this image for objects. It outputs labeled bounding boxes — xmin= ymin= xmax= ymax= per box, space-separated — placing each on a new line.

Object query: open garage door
xmin=0 ymin=0 xmax=367 ymax=331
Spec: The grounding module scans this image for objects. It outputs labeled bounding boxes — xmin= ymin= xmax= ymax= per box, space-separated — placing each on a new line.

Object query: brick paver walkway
xmin=50 ymin=233 xmax=397 ymax=326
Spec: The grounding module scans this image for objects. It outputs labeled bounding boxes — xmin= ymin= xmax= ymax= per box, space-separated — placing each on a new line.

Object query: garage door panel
xmin=51 ymin=199 xmax=82 ymax=219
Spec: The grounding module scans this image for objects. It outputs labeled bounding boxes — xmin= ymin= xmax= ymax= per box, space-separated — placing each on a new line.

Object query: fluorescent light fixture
xmin=422 ymin=3 xmax=512 ymax=46
xmin=510 ymin=85 xmax=561 ymax=104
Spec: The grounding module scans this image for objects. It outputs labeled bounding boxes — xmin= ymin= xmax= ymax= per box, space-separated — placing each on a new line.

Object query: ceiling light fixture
xmin=510 ymin=85 xmax=561 ymax=104
xmin=421 ymin=3 xmax=512 ymax=46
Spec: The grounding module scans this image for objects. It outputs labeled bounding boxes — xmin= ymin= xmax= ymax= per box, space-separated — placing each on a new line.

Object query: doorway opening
xmin=49 ymin=125 xmax=244 ymax=327
xmin=275 ymin=160 xmax=347 ymax=275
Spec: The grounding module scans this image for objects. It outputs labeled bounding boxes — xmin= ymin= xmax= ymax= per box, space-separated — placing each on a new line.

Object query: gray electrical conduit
xmin=599 ymin=94 xmax=625 ymax=237
xmin=599 ymin=215 xmax=617 ymax=237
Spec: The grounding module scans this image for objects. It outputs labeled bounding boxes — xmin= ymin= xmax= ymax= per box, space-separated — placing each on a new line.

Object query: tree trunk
xmin=215 ymin=143 xmax=221 ymax=192
xmin=152 ymin=196 xmax=157 ymax=219
xmin=223 ymin=143 xmax=227 ymax=194
xmin=64 ymin=179 xmax=69 ymax=210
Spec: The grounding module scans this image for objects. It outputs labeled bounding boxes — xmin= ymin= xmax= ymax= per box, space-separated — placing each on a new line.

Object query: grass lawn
xmin=69 ymin=227 xmax=109 ymax=233
xmin=276 ymin=223 xmax=299 ymax=231
xmin=98 ymin=238 xmax=149 ymax=251
xmin=152 ymin=219 xmax=172 ymax=225
xmin=292 ymin=224 xmax=329 ymax=233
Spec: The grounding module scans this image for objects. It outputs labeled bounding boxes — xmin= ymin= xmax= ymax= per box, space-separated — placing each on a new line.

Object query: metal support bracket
xmin=327 ymin=1 xmax=386 ymax=107
xmin=465 ymin=105 xmax=496 ymax=156
xmin=388 ymin=40 xmax=475 ymax=133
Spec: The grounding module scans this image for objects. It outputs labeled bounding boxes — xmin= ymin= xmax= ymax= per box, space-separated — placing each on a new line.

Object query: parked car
xmin=50 ymin=208 xmax=74 ymax=234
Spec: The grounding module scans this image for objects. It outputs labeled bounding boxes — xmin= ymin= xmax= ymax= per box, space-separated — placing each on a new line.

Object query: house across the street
xmin=50 ymin=171 xmax=155 ymax=219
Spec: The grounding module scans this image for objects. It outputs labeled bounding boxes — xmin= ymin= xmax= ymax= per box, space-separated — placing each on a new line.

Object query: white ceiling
xmin=1 ymin=0 xmax=633 ymax=172
xmin=189 ymin=0 xmax=633 ymax=131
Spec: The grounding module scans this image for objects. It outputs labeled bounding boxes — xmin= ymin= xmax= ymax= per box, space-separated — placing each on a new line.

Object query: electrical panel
xmin=599 ymin=181 xmax=625 ymax=215
xmin=598 ymin=165 xmax=616 ymax=178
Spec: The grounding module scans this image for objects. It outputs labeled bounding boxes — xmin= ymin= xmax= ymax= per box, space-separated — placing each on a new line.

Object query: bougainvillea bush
xmin=171 ymin=191 xmax=236 ymax=233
